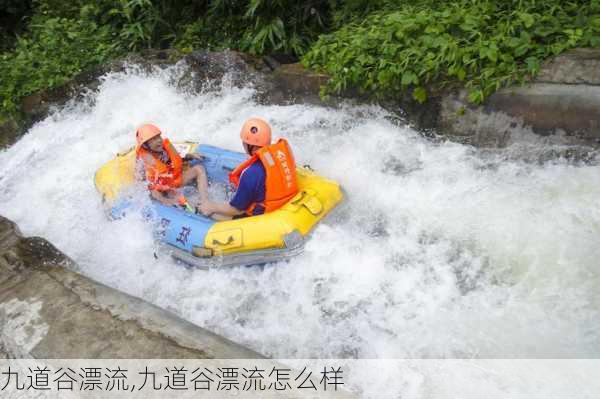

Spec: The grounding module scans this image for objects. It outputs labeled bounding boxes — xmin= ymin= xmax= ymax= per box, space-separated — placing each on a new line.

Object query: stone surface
xmin=439 ymin=83 xmax=600 ymax=148
xmin=536 ymin=48 xmax=600 ymax=85
xmin=486 ymin=84 xmax=600 ymax=140
xmin=180 ymin=50 xmax=265 ymax=92
xmin=0 ymin=215 xmax=358 ymax=398
xmin=0 ymin=215 xmax=262 ymax=359
xmin=437 ymin=48 xmax=600 ymax=148
xmin=0 ymin=116 xmax=20 ymax=149
xmin=271 ymin=63 xmax=329 ymax=98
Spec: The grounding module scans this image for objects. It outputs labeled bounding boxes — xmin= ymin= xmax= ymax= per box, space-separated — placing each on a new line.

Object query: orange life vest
xmin=136 ymin=138 xmax=183 ymax=191
xmin=229 ymin=138 xmax=298 ymax=215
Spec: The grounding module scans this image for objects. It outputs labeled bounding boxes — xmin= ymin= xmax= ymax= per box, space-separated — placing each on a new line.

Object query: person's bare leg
xmin=210 ymin=213 xmax=233 ymax=221
xmin=150 ymin=189 xmax=178 ymax=206
xmin=182 ymin=165 xmax=209 ymax=203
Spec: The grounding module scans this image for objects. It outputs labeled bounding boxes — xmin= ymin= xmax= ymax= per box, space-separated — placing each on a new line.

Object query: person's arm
xmin=198 ymin=162 xmax=263 ymax=219
xmin=198 ymin=200 xmax=244 ymax=219
xmin=184 ymin=152 xmax=204 ymax=161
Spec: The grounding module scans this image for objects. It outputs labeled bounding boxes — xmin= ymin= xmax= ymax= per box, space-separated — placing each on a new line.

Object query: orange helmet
xmin=240 ymin=118 xmax=271 ymax=147
xmin=135 ymin=123 xmax=162 ymax=150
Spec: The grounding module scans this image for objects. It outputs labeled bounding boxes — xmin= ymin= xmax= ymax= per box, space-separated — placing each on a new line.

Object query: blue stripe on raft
xmin=151 ymin=204 xmax=215 ymax=253
xmin=109 ymin=198 xmax=132 ymax=220
xmin=111 ymin=199 xmax=215 ymax=254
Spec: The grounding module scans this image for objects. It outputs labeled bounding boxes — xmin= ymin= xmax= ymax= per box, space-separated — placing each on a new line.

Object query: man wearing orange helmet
xmin=198 ymin=117 xmax=298 ymax=220
xmin=135 ymin=123 xmax=209 ymax=207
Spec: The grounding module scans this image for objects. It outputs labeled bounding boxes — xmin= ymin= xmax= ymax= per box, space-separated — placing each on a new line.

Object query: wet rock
xmin=0 ymin=116 xmax=20 ymax=149
xmin=271 ymin=63 xmax=329 ymax=99
xmin=438 ymin=49 xmax=600 ymax=148
xmin=266 ymin=52 xmax=300 ymax=66
xmin=486 ymin=84 xmax=600 ymax=141
xmin=439 ymin=85 xmax=600 ymax=148
xmin=181 ymin=50 xmax=263 ymax=91
xmin=0 ymin=214 xmax=262 ymax=359
xmin=536 ymin=48 xmax=600 ymax=85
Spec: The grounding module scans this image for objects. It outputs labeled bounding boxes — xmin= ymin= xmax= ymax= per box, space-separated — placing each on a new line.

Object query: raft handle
xmin=290 ymin=190 xmax=323 ymax=215
xmin=192 ymin=246 xmax=214 ymax=258
xmin=212 ymin=235 xmax=235 ymax=246
xmin=291 ymin=190 xmax=307 ymax=204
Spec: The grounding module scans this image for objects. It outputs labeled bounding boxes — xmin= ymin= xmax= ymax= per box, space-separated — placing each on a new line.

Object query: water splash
xmin=1 ymin=63 xmax=599 ymax=360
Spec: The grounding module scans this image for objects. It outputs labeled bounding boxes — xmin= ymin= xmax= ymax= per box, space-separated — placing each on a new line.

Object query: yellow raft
xmin=94 ymin=142 xmax=343 ymax=268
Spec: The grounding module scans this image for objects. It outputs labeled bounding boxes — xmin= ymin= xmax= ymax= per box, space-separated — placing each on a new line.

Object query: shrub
xmin=0 ymin=16 xmax=121 ymax=115
xmin=175 ymin=0 xmax=334 ymax=56
xmin=303 ymin=0 xmax=600 ymax=103
xmin=0 ymin=0 xmax=35 ymax=51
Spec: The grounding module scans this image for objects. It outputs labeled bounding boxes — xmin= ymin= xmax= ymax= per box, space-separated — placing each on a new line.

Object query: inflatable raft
xmin=94 ymin=142 xmax=343 ymax=269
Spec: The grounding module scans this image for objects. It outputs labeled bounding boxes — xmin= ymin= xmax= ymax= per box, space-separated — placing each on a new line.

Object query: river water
xmin=1 ymin=64 xmax=599 ymax=369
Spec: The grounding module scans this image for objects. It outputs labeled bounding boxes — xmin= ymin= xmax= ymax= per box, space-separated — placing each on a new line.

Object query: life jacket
xmin=229 ymin=138 xmax=298 ymax=215
xmin=136 ymin=138 xmax=183 ymax=191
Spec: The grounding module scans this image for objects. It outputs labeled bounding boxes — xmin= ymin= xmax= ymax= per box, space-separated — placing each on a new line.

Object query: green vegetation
xmin=1 ymin=0 xmax=599 ymax=119
xmin=0 ymin=0 xmax=34 ymax=52
xmin=0 ymin=16 xmax=119 ymax=114
xmin=304 ymin=0 xmax=600 ymax=103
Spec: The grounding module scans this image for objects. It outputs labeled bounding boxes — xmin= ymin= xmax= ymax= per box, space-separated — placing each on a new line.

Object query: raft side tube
xmin=160 ymin=230 xmax=305 ymax=269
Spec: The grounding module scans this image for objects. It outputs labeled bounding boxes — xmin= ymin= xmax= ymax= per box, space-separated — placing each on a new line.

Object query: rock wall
xmin=438 ymin=48 xmax=600 ymax=148
xmin=0 ymin=215 xmax=262 ymax=359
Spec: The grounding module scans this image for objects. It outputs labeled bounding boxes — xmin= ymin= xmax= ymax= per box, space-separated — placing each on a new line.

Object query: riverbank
xmin=2 ymin=48 xmax=599 ymax=157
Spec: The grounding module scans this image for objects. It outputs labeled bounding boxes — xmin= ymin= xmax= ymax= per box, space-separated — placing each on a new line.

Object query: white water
xmin=1 ymin=63 xmax=600 ymax=366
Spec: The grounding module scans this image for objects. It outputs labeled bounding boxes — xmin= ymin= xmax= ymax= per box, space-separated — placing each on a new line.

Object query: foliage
xmin=35 ymin=0 xmax=205 ymax=50
xmin=238 ymin=0 xmax=332 ymax=55
xmin=0 ymin=16 xmax=120 ymax=114
xmin=2 ymin=0 xmax=600 ymax=118
xmin=303 ymin=0 xmax=600 ymax=103
xmin=175 ymin=0 xmax=333 ymax=55
xmin=0 ymin=0 xmax=34 ymax=51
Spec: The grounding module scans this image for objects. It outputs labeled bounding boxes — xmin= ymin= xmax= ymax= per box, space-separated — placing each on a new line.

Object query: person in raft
xmin=198 ymin=117 xmax=298 ymax=220
xmin=135 ymin=123 xmax=209 ymax=207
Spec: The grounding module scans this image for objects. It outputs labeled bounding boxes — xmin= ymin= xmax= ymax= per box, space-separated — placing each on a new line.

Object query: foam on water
xmin=1 ymin=63 xmax=600 ymax=363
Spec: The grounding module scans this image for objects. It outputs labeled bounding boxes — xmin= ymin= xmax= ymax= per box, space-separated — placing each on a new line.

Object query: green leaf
xmin=412 ymin=87 xmax=427 ymax=103
xmin=525 ymin=56 xmax=540 ymax=74
xmin=467 ymin=89 xmax=484 ymax=104
xmin=401 ymin=71 xmax=418 ymax=86
xmin=486 ymin=48 xmax=498 ymax=63
xmin=519 ymin=13 xmax=535 ymax=28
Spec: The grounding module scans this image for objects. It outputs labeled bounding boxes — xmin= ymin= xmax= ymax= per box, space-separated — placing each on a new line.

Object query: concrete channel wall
xmin=0 ymin=215 xmax=261 ymax=359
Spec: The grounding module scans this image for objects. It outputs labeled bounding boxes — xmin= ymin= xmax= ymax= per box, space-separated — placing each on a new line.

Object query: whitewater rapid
xmin=1 ymin=63 xmax=599 ymax=363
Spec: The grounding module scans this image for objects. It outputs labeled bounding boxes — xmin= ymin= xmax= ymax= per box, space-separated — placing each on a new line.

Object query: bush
xmin=0 ymin=16 xmax=121 ymax=115
xmin=0 ymin=0 xmax=34 ymax=51
xmin=303 ymin=0 xmax=600 ymax=103
xmin=174 ymin=14 xmax=246 ymax=53
xmin=176 ymin=0 xmax=334 ymax=56
xmin=2 ymin=0 xmax=600 ymax=118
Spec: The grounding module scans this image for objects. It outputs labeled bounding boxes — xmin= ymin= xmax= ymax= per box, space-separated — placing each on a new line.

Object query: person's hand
xmin=184 ymin=153 xmax=204 ymax=161
xmin=167 ymin=197 xmax=181 ymax=207
xmin=197 ymin=201 xmax=213 ymax=216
